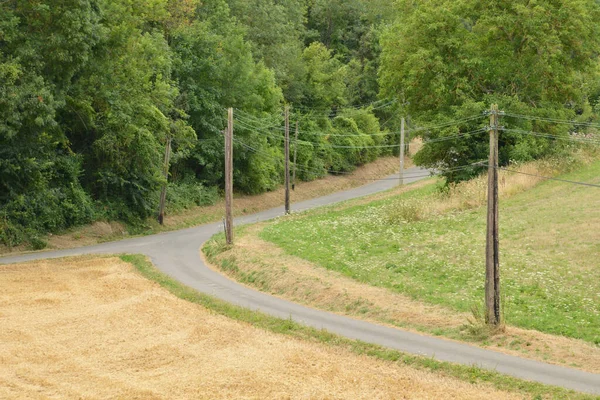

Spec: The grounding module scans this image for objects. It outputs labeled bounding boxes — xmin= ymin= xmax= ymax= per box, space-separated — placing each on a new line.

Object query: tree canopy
xmin=380 ymin=0 xmax=600 ymax=180
xmin=0 ymin=0 xmax=398 ymax=246
xmin=2 ymin=0 xmax=600 ymax=246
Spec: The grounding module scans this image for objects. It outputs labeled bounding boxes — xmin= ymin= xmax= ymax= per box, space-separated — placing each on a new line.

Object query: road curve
xmin=1 ymin=166 xmax=599 ymax=395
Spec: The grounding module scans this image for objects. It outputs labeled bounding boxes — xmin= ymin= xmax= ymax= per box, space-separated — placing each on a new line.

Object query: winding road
xmin=2 ymin=166 xmax=599 ymax=395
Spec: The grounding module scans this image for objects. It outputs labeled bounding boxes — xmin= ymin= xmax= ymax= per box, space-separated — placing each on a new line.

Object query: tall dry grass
xmin=440 ymin=162 xmax=546 ymax=212
xmin=387 ymin=148 xmax=597 ymax=222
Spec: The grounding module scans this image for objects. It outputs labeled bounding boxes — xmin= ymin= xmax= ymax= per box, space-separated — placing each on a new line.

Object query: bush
xmin=0 ymin=219 xmax=23 ymax=247
xmin=0 ymin=155 xmax=95 ymax=247
xmin=0 ymin=183 xmax=95 ymax=247
xmin=166 ymin=181 xmax=219 ymax=212
xmin=28 ymin=235 xmax=48 ymax=250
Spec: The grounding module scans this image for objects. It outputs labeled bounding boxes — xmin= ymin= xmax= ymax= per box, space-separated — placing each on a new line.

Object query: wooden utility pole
xmin=292 ymin=121 xmax=299 ymax=191
xmin=399 ymin=117 xmax=405 ymax=185
xmin=284 ymin=106 xmax=291 ymax=214
xmin=225 ymin=108 xmax=234 ymax=245
xmin=158 ymin=135 xmax=172 ymax=225
xmin=485 ymin=104 xmax=500 ymax=326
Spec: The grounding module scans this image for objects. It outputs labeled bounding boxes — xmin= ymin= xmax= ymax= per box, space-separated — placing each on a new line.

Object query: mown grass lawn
xmin=261 ymin=161 xmax=600 ymax=345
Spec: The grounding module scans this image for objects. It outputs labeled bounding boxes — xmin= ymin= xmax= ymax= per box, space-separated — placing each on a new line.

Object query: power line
xmin=297 ymin=114 xmax=486 ymax=136
xmin=235 ymin=115 xmax=488 ymax=143
xmin=233 ymin=118 xmax=286 ymax=136
xmin=233 ymin=118 xmax=384 ymax=146
xmin=235 ymin=116 xmax=489 ymax=148
xmin=234 ymin=117 xmax=399 ymax=147
xmin=411 ymin=115 xmax=484 ymax=132
xmin=233 ymin=110 xmax=284 ymax=131
xmin=379 ymin=115 xmax=396 ymax=129
xmin=235 ymin=113 xmax=397 ymax=138
xmin=233 ymin=135 xmax=480 ymax=182
xmin=234 ymin=116 xmax=283 ymax=131
xmin=500 ymin=128 xmax=600 ymax=145
xmin=234 ymin=137 xmax=401 ymax=178
xmin=234 ymin=110 xmax=486 ymax=142
xmin=503 ymin=112 xmax=600 ymax=129
xmin=233 ymin=107 xmax=284 ymax=118
xmin=422 ymin=128 xmax=488 ymax=144
xmin=475 ymin=163 xmax=600 ymax=188
xmin=325 ymin=143 xmax=400 ymax=149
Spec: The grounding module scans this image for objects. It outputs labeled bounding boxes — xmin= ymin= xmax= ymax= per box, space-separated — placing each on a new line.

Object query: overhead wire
xmin=503 ymin=112 xmax=600 ymax=129
xmin=234 ymin=112 xmax=396 ymax=137
xmin=500 ymin=128 xmax=600 ymax=145
xmin=233 ymin=110 xmax=284 ymax=131
xmin=234 ymin=115 xmax=397 ymax=143
xmin=483 ymin=165 xmax=600 ymax=189
xmin=410 ymin=115 xmax=484 ymax=132
xmin=233 ymin=136 xmax=398 ymax=178
xmin=234 ymin=115 xmax=488 ymax=144
xmin=226 ymin=111 xmax=600 ymax=153
xmin=232 ymin=109 xmax=488 ymax=144
xmin=226 ymin=108 xmax=600 ymax=188
xmin=422 ymin=128 xmax=488 ymax=143
xmin=234 ymin=119 xmax=398 ymax=148
xmin=232 ymin=135 xmax=481 ymax=182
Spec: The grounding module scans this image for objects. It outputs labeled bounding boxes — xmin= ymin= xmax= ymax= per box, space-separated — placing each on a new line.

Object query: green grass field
xmin=261 ymin=162 xmax=600 ymax=344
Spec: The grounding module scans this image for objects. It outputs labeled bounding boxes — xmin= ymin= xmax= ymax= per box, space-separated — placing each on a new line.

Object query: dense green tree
xmin=170 ymin=1 xmax=283 ymax=193
xmin=301 ymin=42 xmax=348 ymax=109
xmin=380 ymin=0 xmax=600 ymax=181
xmin=2 ymin=0 xmax=593 ymax=235
xmin=305 ymin=0 xmax=365 ymax=57
xmin=0 ymin=1 xmax=99 ymax=245
xmin=227 ymin=0 xmax=307 ymax=103
xmin=63 ymin=0 xmax=191 ymax=221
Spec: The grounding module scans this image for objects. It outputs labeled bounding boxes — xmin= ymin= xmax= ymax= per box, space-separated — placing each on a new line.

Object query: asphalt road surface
xmin=2 ymin=166 xmax=599 ymax=395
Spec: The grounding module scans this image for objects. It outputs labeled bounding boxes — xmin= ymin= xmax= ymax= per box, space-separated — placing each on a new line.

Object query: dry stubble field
xmin=0 ymin=256 xmax=521 ymax=399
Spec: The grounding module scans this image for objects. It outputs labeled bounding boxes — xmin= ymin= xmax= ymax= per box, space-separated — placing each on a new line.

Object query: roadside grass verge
xmin=122 ymin=253 xmax=595 ymax=400
xmin=204 ymin=222 xmax=600 ymax=373
xmin=258 ymin=157 xmax=600 ymax=346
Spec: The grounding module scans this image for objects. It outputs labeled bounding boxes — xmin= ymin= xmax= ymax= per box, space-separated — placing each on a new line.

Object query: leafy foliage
xmin=0 ymin=0 xmax=395 ymax=245
xmin=380 ymin=0 xmax=600 ymax=182
xmin=4 ymin=0 xmax=600 ymax=245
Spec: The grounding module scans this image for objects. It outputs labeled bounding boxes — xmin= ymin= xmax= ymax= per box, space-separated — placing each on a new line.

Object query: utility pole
xmin=486 ymin=104 xmax=500 ymax=326
xmin=225 ymin=108 xmax=234 ymax=245
xmin=399 ymin=117 xmax=405 ymax=185
xmin=292 ymin=121 xmax=299 ymax=191
xmin=158 ymin=135 xmax=172 ymax=225
xmin=284 ymin=106 xmax=291 ymax=214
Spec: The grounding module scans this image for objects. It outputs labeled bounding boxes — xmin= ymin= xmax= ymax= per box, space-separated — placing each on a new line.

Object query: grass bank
xmin=203 ymin=153 xmax=600 ymax=373
xmin=260 ymin=159 xmax=600 ymax=344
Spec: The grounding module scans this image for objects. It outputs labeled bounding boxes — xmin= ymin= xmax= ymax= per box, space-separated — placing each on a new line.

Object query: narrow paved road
xmin=2 ymin=166 xmax=599 ymax=395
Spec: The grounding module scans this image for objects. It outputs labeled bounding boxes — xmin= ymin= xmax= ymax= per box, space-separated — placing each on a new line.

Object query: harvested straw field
xmin=0 ymin=256 xmax=520 ymax=399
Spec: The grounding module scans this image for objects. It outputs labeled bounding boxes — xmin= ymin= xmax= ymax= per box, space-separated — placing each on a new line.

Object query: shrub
xmin=0 ymin=178 xmax=95 ymax=247
xmin=167 ymin=181 xmax=219 ymax=212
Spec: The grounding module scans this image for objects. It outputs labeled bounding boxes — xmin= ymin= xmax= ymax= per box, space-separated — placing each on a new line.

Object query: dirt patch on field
xmin=0 ymin=256 xmax=520 ymax=399
xmin=207 ymin=226 xmax=600 ymax=375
